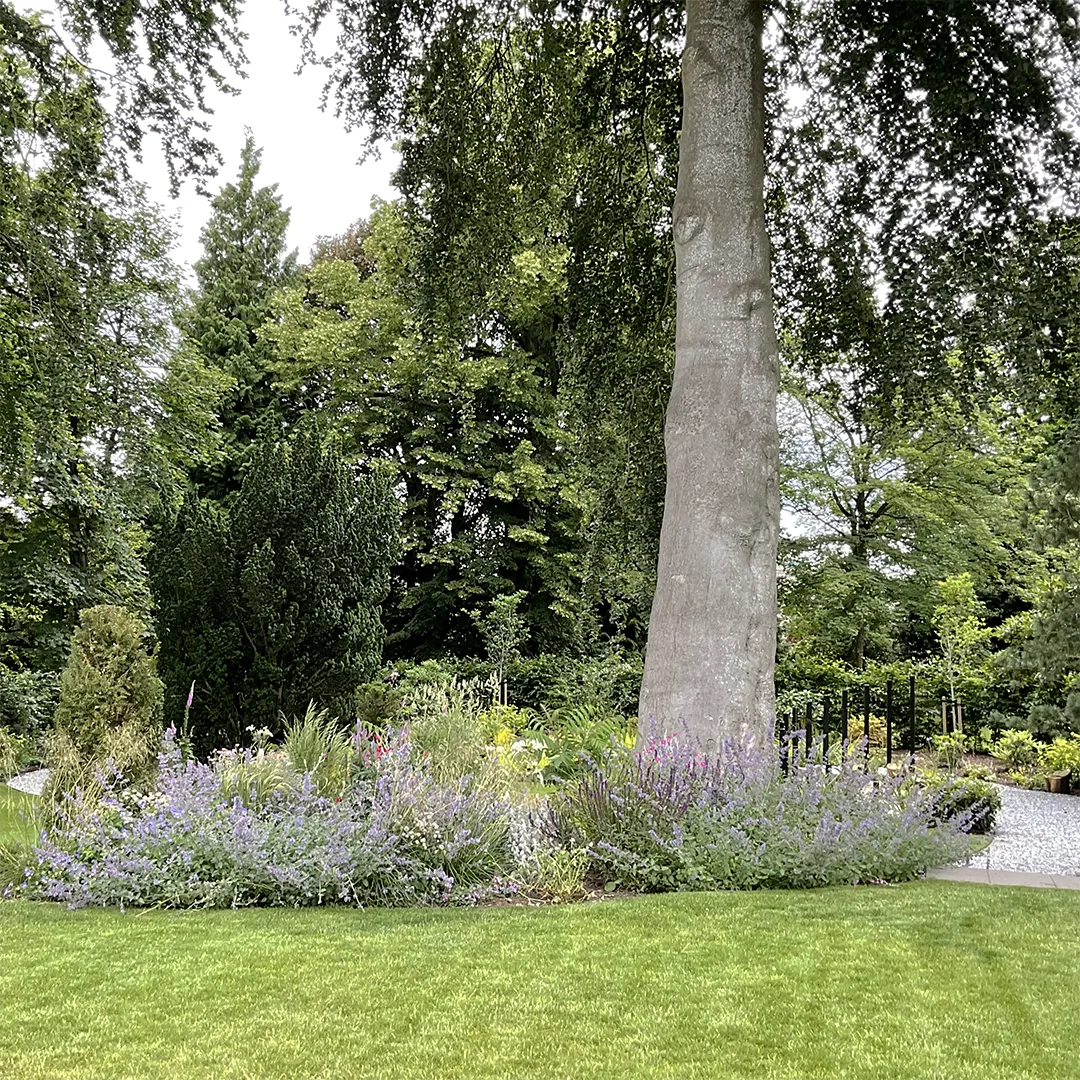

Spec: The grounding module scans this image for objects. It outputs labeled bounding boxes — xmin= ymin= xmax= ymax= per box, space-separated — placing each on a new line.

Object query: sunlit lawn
xmin=0 ymin=785 xmax=38 ymax=848
xmin=2 ymin=881 xmax=1078 ymax=1080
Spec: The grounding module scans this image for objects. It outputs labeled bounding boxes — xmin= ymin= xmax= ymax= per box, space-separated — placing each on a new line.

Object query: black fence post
xmin=805 ymin=701 xmax=813 ymax=761
xmin=822 ymin=697 xmax=831 ymax=768
xmin=841 ymin=689 xmax=849 ymax=753
xmin=885 ymin=679 xmax=894 ymax=766
xmin=789 ymin=708 xmax=798 ymax=764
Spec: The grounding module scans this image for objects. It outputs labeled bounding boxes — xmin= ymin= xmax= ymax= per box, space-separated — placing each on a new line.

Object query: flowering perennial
xmin=26 ymin=729 xmax=515 ymax=908
xmin=555 ymin=734 xmax=981 ymax=891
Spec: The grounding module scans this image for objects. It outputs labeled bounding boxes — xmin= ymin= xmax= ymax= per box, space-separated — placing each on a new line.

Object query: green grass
xmin=0 ymin=785 xmax=38 ymax=847
xmin=2 ymin=883 xmax=1078 ymax=1079
xmin=0 ymin=785 xmax=39 ymax=892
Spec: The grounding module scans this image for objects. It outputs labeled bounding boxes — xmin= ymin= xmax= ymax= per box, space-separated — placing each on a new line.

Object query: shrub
xmin=26 ymin=728 xmax=517 ymax=909
xmin=46 ymin=606 xmax=163 ymax=804
xmin=1007 ymin=769 xmax=1049 ymax=791
xmin=151 ymin=427 xmax=399 ymax=754
xmin=214 ymin=746 xmax=294 ymax=808
xmin=914 ymin=771 xmax=1001 ymax=834
xmin=554 ymin=736 xmax=980 ymax=892
xmin=522 ymin=846 xmax=590 ymax=903
xmin=0 ymin=666 xmax=58 ymax=742
xmin=0 ymin=726 xmax=32 ymax=779
xmin=930 ymin=732 xmax=969 ymax=773
xmin=402 ymin=676 xmax=500 ymax=784
xmin=281 ymin=704 xmax=353 ymax=798
xmin=387 ymin=653 xmax=644 ymax=720
xmin=352 ymin=681 xmax=403 ymax=729
xmin=1040 ymin=735 xmax=1080 ymax=780
xmin=991 ymin=729 xmax=1040 ymax=769
xmin=1024 ymin=696 xmax=1080 ymax=739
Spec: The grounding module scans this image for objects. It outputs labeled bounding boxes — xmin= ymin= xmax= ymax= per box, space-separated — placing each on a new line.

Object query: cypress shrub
xmin=46 ymin=605 xmax=164 ymax=803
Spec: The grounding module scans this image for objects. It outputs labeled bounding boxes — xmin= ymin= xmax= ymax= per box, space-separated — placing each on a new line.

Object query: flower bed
xmin=21 ymin=722 xmax=985 ymax=909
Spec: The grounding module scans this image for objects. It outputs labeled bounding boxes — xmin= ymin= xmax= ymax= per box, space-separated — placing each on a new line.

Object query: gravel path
xmin=961 ymin=785 xmax=1080 ymax=877
xmin=6 ymin=768 xmax=50 ymax=796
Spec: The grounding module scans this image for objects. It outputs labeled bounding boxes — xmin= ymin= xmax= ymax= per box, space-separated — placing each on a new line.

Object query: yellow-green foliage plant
xmin=46 ymin=606 xmax=164 ymax=810
xmin=991 ymin=729 xmax=1039 ymax=769
xmin=1041 ymin=735 xmax=1080 ymax=780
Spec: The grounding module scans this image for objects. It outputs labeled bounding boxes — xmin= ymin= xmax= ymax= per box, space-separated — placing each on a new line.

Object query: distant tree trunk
xmin=639 ymin=0 xmax=779 ymax=750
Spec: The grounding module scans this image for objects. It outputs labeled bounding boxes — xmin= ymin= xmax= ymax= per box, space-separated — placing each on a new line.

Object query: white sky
xmin=136 ymin=4 xmax=398 ymax=272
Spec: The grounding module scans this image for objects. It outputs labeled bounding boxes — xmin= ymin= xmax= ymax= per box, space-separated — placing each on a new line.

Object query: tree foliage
xmin=150 ymin=427 xmax=399 ymax=752
xmin=291 ymin=0 xmax=1080 ymax=740
xmin=779 ymin=371 xmax=1041 ymax=668
xmin=0 ymin=16 xmax=224 ymax=668
xmin=183 ymin=136 xmax=299 ymax=500
xmin=1 ymin=0 xmax=246 ymax=189
xmin=266 ymin=203 xmax=588 ymax=657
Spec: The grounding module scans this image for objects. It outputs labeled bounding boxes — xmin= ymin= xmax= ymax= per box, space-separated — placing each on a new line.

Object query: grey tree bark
xmin=638 ymin=0 xmax=779 ymax=749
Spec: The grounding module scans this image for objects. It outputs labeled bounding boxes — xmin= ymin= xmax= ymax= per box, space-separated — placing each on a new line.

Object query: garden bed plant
xmin=926 ymin=727 xmax=1080 ymax=795
xmin=13 ymin=688 xmax=989 ymax=909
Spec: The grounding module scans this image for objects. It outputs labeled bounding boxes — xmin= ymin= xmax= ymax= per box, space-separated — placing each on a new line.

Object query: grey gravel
xmin=5 ymin=768 xmax=49 ymax=796
xmin=960 ymin=784 xmax=1080 ymax=877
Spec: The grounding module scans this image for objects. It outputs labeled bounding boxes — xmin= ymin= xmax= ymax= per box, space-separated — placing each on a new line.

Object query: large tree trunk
xmin=639 ymin=0 xmax=779 ymax=750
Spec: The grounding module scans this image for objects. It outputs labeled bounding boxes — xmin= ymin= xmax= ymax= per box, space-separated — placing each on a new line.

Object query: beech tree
xmin=292 ymin=0 xmax=1080 ymax=747
xmin=265 ymin=205 xmax=586 ymax=657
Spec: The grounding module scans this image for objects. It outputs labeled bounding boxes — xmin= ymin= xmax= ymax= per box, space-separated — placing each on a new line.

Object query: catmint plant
xmin=554 ymin=733 xmax=981 ymax=892
xmin=25 ymin=727 xmax=517 ymax=909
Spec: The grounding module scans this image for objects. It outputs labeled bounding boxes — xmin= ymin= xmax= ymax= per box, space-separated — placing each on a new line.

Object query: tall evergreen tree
xmin=150 ymin=426 xmax=399 ymax=753
xmin=183 ymin=136 xmax=298 ymax=500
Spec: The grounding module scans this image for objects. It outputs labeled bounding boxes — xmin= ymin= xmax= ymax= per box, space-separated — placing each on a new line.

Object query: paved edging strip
xmin=926 ymin=866 xmax=1080 ymax=890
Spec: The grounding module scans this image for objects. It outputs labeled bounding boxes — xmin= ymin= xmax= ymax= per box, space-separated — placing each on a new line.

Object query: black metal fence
xmin=777 ymin=675 xmax=956 ymax=772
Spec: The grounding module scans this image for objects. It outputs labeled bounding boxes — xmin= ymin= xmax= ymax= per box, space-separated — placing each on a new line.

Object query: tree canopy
xmin=4 ymin=0 xmax=1080 ymax=751
xmin=291 ymin=0 xmax=1080 ymax=744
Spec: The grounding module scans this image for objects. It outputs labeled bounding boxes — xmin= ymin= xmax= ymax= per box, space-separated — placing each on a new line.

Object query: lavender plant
xmin=25 ymin=728 xmax=517 ymax=909
xmin=554 ymin=735 xmax=982 ymax=892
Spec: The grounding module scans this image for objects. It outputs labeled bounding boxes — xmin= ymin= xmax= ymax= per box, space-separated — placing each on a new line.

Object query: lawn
xmin=0 ymin=785 xmax=37 ymax=846
xmin=1 ymin=883 xmax=1078 ymax=1080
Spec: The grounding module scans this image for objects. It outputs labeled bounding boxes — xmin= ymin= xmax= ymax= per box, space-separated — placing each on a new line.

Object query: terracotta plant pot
xmin=1046 ymin=770 xmax=1071 ymax=795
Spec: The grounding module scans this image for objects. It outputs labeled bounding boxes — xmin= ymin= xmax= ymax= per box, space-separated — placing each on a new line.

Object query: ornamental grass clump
xmin=25 ymin=727 xmax=516 ymax=909
xmin=554 ymin=735 xmax=981 ymax=892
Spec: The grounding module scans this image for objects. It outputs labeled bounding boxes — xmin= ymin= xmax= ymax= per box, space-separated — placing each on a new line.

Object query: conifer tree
xmin=184 ymin=136 xmax=298 ymax=499
xmin=151 ymin=427 xmax=399 ymax=752
xmin=47 ymin=605 xmax=164 ymax=800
